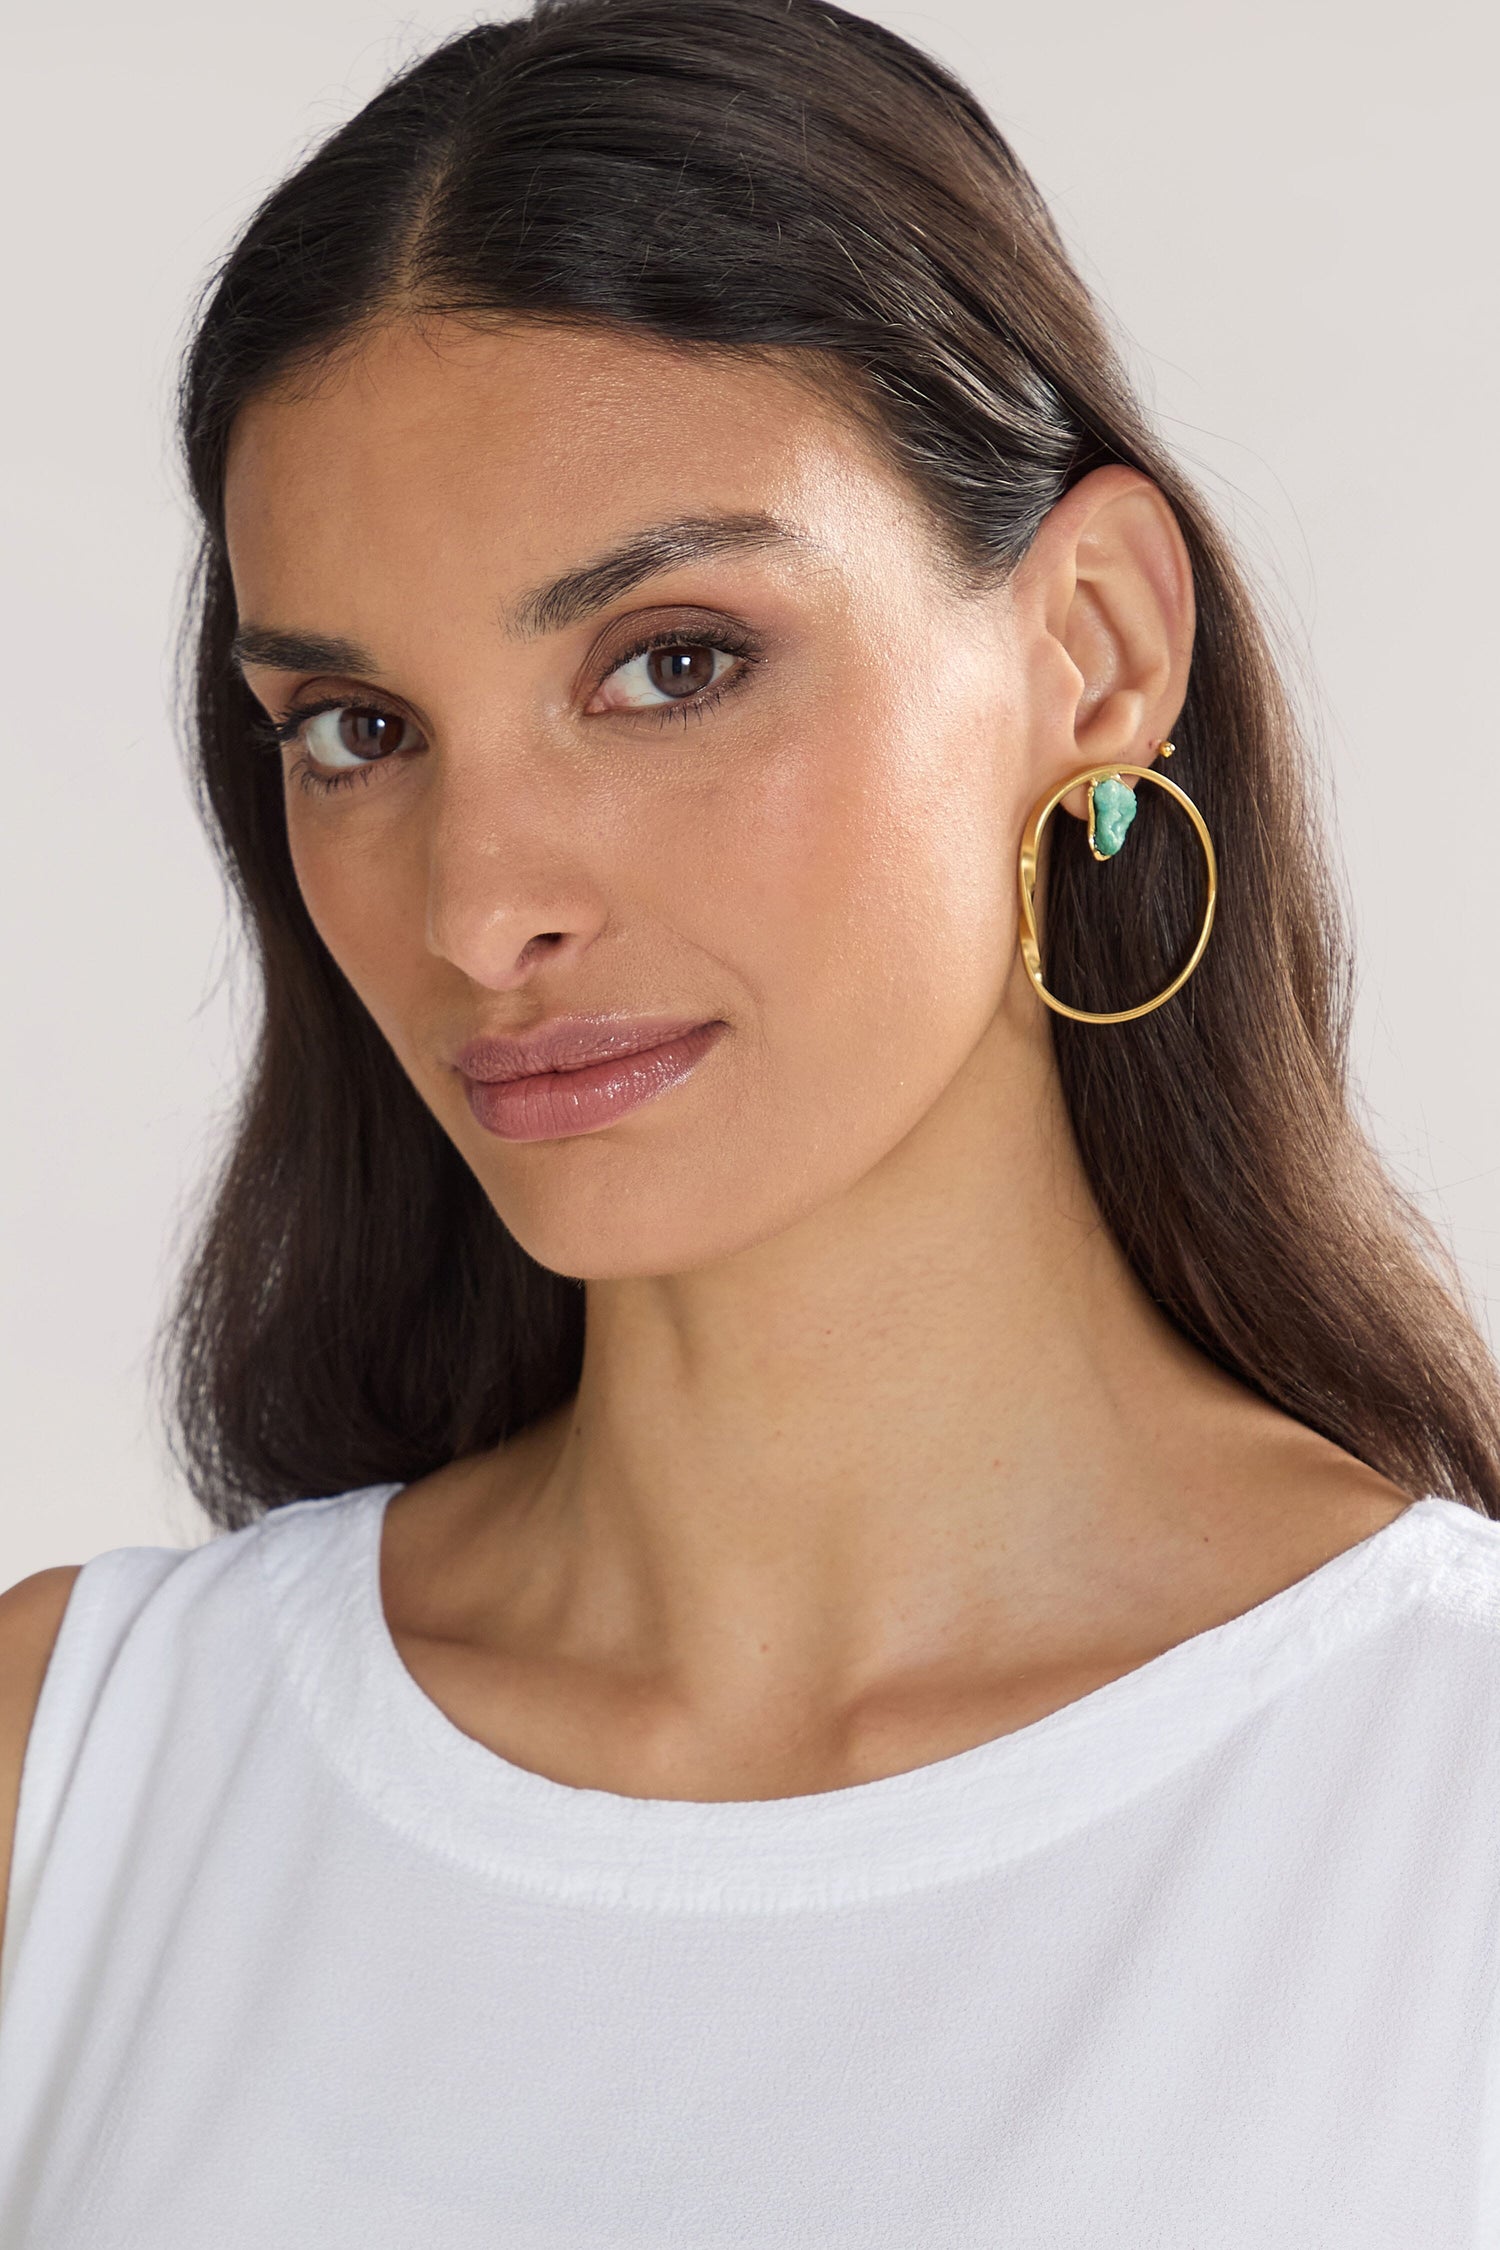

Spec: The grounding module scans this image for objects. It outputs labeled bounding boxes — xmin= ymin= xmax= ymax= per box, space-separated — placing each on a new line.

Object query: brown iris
xmin=646 ymin=645 xmax=717 ymax=697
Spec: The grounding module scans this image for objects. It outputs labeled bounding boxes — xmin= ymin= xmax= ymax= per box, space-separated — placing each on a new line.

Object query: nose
xmin=422 ymin=756 xmax=609 ymax=993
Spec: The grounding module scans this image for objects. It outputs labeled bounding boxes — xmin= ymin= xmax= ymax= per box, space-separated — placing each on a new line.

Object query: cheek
xmin=662 ymin=685 xmax=1019 ymax=1142
xmin=284 ymin=806 xmax=428 ymax=1057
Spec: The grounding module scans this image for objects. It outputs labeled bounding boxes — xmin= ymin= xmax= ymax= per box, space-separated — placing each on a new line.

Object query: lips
xmin=455 ymin=1015 xmax=727 ymax=1143
xmin=456 ymin=1015 xmax=720 ymax=1084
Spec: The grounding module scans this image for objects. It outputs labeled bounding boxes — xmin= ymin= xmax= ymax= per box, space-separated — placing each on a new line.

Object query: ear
xmin=1009 ymin=464 xmax=1195 ymax=825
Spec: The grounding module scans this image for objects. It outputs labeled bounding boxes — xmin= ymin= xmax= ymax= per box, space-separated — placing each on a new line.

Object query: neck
xmin=506 ymin=992 xmax=1241 ymax=1701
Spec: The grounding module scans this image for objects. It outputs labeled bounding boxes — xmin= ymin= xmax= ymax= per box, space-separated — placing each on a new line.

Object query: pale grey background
xmin=3 ymin=0 xmax=1495 ymax=1583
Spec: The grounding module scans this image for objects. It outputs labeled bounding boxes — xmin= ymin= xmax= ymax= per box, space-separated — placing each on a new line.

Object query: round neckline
xmin=260 ymin=1482 xmax=1464 ymax=1914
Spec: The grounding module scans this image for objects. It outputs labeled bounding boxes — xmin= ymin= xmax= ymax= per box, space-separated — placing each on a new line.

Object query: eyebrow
xmin=506 ymin=511 xmax=798 ymax=637
xmin=229 ymin=510 xmax=799 ymax=680
xmin=231 ymin=626 xmax=378 ymax=677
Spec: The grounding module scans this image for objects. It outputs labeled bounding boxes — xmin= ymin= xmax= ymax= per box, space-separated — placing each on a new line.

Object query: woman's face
xmin=224 ymin=317 xmax=1054 ymax=1280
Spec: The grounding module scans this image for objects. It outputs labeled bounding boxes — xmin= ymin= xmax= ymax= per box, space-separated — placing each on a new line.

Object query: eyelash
xmin=258 ymin=624 xmax=763 ymax=799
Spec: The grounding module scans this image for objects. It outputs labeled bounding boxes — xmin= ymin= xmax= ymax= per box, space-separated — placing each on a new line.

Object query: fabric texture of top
xmin=1 ymin=1483 xmax=1499 ymax=2247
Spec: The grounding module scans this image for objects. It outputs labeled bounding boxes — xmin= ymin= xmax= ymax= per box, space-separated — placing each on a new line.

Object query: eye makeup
xmin=582 ymin=614 xmax=765 ymax=725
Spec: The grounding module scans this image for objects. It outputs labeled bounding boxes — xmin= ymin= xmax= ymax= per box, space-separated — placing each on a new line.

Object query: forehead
xmin=223 ymin=317 xmax=929 ymax=604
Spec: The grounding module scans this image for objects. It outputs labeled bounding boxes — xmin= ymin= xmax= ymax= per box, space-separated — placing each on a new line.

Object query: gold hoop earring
xmin=1016 ymin=747 xmax=1218 ymax=1025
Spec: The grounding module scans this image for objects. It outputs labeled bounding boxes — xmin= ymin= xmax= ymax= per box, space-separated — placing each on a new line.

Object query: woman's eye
xmin=593 ymin=642 xmax=738 ymax=712
xmin=294 ymin=705 xmax=421 ymax=769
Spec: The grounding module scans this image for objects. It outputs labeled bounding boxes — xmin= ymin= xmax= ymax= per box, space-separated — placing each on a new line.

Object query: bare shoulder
xmin=0 ymin=1566 xmax=84 ymax=1962
xmin=1226 ymin=1414 xmax=1416 ymax=1561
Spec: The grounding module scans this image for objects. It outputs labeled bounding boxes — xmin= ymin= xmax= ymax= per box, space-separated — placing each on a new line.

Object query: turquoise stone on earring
xmin=1090 ymin=775 xmax=1137 ymax=858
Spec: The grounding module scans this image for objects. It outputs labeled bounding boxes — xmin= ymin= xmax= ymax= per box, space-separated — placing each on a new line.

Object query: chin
xmin=493 ymin=1197 xmax=758 ymax=1284
xmin=482 ymin=1143 xmax=831 ymax=1284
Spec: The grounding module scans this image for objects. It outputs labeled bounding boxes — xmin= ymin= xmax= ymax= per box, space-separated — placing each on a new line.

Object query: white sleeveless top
xmin=3 ymin=1483 xmax=1500 ymax=2247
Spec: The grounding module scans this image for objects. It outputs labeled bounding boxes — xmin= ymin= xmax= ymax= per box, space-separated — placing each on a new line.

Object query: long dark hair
xmin=159 ymin=0 xmax=1500 ymax=1529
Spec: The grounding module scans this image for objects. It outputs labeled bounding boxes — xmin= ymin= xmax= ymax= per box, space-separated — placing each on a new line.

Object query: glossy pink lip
xmin=456 ymin=1015 xmax=718 ymax=1083
xmin=456 ymin=1015 xmax=727 ymax=1143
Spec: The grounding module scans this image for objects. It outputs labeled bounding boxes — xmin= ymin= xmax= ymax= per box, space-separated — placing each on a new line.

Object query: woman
xmin=2 ymin=0 xmax=1498 ymax=2239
